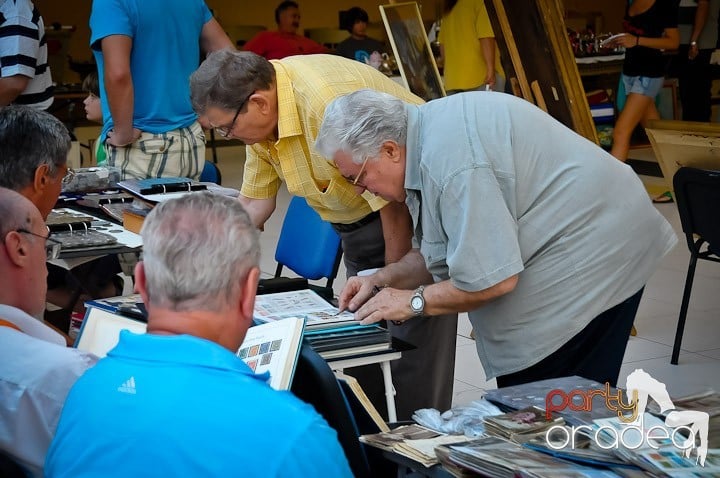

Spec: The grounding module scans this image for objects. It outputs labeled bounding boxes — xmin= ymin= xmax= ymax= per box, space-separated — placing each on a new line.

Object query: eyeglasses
xmin=352 ymin=156 xmax=370 ymax=186
xmin=214 ymin=90 xmax=255 ymax=138
xmin=61 ymin=167 xmax=75 ymax=185
xmin=15 ymin=228 xmax=63 ymax=260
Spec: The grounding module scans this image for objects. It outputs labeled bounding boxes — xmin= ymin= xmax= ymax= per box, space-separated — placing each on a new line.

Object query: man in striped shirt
xmin=0 ymin=0 xmax=53 ymax=109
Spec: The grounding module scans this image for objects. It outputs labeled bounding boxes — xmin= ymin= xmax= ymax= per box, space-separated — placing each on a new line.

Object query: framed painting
xmin=380 ymin=2 xmax=445 ymax=101
xmin=485 ymin=0 xmax=598 ymax=143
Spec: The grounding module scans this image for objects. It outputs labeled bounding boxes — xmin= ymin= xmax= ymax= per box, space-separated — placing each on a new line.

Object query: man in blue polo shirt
xmin=45 ymin=193 xmax=352 ymax=477
xmin=89 ymin=0 xmax=233 ymax=180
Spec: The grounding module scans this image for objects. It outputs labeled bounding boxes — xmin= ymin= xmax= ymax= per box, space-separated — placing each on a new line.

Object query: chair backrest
xmin=275 ymin=196 xmax=342 ymax=287
xmin=673 ymin=167 xmax=720 ymax=254
xmin=291 ymin=344 xmax=371 ymax=478
xmin=304 ymin=27 xmax=349 ymax=49
xmin=0 ymin=450 xmax=27 ymax=478
xmin=199 ymin=160 xmax=222 ymax=185
xmin=227 ymin=25 xmax=266 ymax=47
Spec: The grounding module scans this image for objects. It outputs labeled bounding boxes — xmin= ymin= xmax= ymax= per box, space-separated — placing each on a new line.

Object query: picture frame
xmin=645 ymin=120 xmax=720 ymax=193
xmin=485 ymin=0 xmax=598 ymax=143
xmin=380 ymin=2 xmax=445 ymax=101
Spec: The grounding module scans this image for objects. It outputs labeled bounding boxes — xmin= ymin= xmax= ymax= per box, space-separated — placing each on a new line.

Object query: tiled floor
xmin=211 ymin=143 xmax=720 ymax=409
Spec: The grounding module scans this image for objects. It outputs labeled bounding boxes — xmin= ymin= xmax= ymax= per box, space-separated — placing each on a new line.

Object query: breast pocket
xmin=420 ymin=239 xmax=449 ymax=280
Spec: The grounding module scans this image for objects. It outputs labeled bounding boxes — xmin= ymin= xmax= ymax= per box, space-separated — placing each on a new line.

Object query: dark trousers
xmin=335 ymin=213 xmax=457 ymax=420
xmin=496 ymin=288 xmax=644 ymax=389
xmin=669 ymin=46 xmax=713 ymax=122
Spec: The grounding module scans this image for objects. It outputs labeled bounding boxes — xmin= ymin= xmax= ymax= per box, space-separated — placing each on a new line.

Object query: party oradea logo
xmin=543 ymin=369 xmax=709 ymax=467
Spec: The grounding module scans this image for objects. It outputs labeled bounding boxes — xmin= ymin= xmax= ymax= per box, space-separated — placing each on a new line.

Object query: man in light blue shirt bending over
xmin=318 ymin=89 xmax=677 ymax=390
xmin=45 ymin=192 xmax=352 ymax=477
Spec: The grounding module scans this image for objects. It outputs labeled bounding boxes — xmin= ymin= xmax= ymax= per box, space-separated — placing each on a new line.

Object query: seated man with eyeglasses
xmin=0 ymin=106 xmax=72 ymax=221
xmin=0 ymin=106 xmax=123 ymax=326
xmin=0 ymin=186 xmax=98 ymax=477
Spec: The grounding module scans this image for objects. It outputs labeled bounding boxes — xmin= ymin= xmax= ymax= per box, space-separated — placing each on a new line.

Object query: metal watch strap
xmin=410 ymin=285 xmax=426 ymax=316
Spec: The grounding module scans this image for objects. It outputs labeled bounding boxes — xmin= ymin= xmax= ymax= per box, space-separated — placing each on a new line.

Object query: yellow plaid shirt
xmin=241 ymin=54 xmax=423 ymax=224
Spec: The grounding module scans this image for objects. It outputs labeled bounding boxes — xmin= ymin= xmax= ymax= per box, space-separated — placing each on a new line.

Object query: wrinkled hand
xmin=353 ymin=288 xmax=414 ymax=325
xmin=338 ymin=275 xmax=376 ymax=313
xmin=107 ymin=128 xmax=142 ymax=147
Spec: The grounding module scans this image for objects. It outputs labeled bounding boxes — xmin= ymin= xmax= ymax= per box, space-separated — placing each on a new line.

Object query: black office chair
xmin=0 ymin=450 xmax=27 ymax=478
xmin=671 ymin=167 xmax=720 ymax=364
xmin=291 ymin=344 xmax=372 ymax=478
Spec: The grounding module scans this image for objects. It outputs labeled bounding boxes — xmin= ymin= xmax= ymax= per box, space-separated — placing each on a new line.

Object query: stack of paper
xmin=304 ymin=324 xmax=391 ymax=359
xmin=360 ymin=424 xmax=467 ymax=467
xmin=483 ymin=406 xmax=564 ymax=444
xmin=253 ymin=289 xmax=357 ymax=330
xmin=446 ymin=436 xmax=619 ymax=478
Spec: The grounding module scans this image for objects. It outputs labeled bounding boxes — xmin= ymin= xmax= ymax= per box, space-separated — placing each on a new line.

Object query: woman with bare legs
xmin=606 ymin=0 xmax=679 ymax=163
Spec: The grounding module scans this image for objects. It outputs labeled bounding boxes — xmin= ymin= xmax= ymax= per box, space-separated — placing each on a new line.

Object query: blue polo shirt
xmin=89 ymin=0 xmax=211 ymax=138
xmin=45 ymin=331 xmax=352 ymax=477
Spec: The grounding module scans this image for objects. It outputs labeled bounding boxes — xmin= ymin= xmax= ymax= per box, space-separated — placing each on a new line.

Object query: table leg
xmin=380 ymin=360 xmax=397 ymax=423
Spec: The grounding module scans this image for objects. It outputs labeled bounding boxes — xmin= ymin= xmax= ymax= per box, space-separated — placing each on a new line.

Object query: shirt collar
xmin=404 ymin=104 xmax=423 ymax=191
xmin=271 ymin=61 xmax=304 ymax=140
xmin=0 ymin=304 xmax=66 ymax=346
xmin=110 ymin=330 xmax=271 ymax=383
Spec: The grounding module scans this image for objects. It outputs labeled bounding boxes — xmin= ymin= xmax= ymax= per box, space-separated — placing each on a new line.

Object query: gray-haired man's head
xmin=0 ymin=105 xmax=71 ymax=191
xmin=140 ymin=192 xmax=260 ymax=313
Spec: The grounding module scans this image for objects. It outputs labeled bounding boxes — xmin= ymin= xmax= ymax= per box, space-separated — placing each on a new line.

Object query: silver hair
xmin=0 ymin=105 xmax=71 ymax=191
xmin=314 ymin=89 xmax=408 ymax=164
xmin=140 ymin=192 xmax=260 ymax=312
xmin=190 ymin=49 xmax=275 ymax=115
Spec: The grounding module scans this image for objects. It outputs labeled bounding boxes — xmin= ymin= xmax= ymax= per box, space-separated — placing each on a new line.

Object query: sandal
xmin=652 ymin=191 xmax=673 ymax=203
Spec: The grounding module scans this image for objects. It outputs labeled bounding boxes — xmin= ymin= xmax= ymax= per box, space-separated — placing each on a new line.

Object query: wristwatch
xmin=410 ymin=285 xmax=426 ymax=316
xmin=690 ymin=41 xmax=698 ymax=47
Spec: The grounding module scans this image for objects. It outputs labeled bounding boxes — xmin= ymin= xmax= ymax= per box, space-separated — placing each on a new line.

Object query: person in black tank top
xmin=603 ymin=0 xmax=679 ymax=163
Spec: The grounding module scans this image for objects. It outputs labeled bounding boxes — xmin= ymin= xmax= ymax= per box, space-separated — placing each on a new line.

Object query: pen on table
xmin=333 ymin=284 xmax=384 ymax=317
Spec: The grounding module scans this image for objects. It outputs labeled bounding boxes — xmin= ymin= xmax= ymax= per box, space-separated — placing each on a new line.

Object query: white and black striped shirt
xmin=0 ymin=0 xmax=53 ymax=109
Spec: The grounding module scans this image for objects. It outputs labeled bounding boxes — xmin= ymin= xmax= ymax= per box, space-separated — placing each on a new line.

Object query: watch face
xmin=411 ymin=296 xmax=424 ymax=311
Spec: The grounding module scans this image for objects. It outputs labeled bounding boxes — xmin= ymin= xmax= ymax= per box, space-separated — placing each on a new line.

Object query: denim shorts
xmin=621 ymin=74 xmax=664 ymax=98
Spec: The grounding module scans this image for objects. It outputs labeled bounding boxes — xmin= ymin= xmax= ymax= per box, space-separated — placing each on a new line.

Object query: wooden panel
xmin=486 ymin=0 xmax=598 ymax=144
xmin=646 ymin=120 xmax=720 ymax=193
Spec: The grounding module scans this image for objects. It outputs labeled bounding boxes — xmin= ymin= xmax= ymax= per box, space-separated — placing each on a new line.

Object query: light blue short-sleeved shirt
xmin=45 ymin=331 xmax=352 ymax=478
xmin=404 ymin=92 xmax=677 ymax=379
xmin=89 ymin=0 xmax=212 ymax=138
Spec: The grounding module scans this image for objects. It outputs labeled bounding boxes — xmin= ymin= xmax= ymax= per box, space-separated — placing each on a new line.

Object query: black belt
xmin=331 ymin=210 xmax=380 ymax=233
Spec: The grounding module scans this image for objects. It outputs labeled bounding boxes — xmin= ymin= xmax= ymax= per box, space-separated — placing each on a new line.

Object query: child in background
xmin=336 ymin=7 xmax=385 ymax=63
xmin=82 ymin=71 xmax=106 ymax=165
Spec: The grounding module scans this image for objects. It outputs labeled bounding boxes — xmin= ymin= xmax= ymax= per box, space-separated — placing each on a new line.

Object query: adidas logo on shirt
xmin=117 ymin=376 xmax=137 ymax=394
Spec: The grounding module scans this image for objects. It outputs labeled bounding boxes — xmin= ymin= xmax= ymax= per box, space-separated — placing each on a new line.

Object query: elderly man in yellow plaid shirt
xmin=190 ymin=49 xmax=457 ymax=420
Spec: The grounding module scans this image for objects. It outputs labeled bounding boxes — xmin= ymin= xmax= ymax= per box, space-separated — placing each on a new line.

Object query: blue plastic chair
xmin=199 ymin=160 xmax=222 ymax=185
xmin=274 ymin=196 xmax=343 ymax=290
